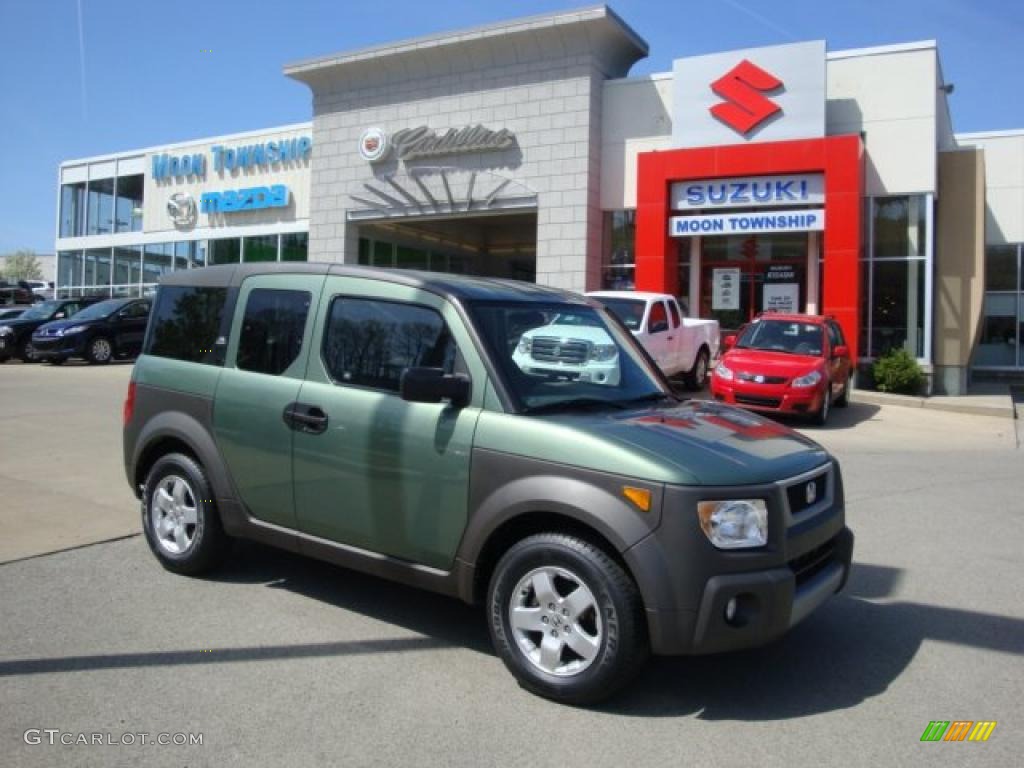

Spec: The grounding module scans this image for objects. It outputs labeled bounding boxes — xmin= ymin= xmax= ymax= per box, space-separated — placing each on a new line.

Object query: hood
xmin=524 ymin=399 xmax=830 ymax=486
xmin=525 ymin=324 xmax=612 ymax=344
xmin=722 ymin=349 xmax=823 ymax=378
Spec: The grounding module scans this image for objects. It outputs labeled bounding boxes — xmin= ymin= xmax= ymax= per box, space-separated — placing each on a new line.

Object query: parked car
xmin=0 ymin=280 xmax=42 ymax=305
xmin=0 ymin=298 xmax=102 ymax=363
xmin=0 ymin=308 xmax=26 ymax=320
xmin=32 ymin=297 xmax=151 ymax=365
xmin=124 ymin=264 xmax=853 ymax=705
xmin=586 ymin=291 xmax=720 ymax=390
xmin=710 ymin=313 xmax=853 ymax=425
xmin=25 ymin=280 xmax=52 ymax=298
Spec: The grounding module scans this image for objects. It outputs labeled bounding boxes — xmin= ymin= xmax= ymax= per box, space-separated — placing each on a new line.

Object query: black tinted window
xmin=237 ymin=289 xmax=310 ymax=376
xmin=323 ymin=298 xmax=455 ymax=393
xmin=147 ymin=286 xmax=228 ymax=365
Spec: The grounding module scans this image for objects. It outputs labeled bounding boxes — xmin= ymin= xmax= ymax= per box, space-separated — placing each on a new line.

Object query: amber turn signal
xmin=622 ymin=486 xmax=651 ymax=512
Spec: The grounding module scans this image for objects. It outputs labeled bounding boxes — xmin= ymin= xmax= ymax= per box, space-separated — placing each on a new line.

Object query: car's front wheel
xmin=487 ymin=533 xmax=648 ymax=705
xmin=812 ymin=386 xmax=832 ymax=426
xmin=86 ymin=336 xmax=113 ymax=365
xmin=142 ymin=453 xmax=228 ymax=575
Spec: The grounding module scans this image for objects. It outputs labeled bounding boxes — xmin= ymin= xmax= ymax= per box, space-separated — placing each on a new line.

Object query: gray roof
xmin=284 ymin=4 xmax=647 ymax=81
xmin=158 ymin=262 xmax=586 ymax=305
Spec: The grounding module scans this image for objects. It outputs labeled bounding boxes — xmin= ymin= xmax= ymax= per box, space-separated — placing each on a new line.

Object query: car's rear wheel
xmin=18 ymin=339 xmax=39 ymax=363
xmin=142 ymin=453 xmax=228 ymax=575
xmin=487 ymin=533 xmax=648 ymax=705
xmin=684 ymin=347 xmax=710 ymax=391
xmin=86 ymin=336 xmax=113 ymax=365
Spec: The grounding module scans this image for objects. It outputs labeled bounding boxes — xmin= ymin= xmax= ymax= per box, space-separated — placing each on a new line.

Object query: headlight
xmin=791 ymin=370 xmax=822 ymax=388
xmin=697 ymin=499 xmax=768 ymax=549
xmin=62 ymin=325 xmax=89 ymax=335
xmin=590 ymin=343 xmax=617 ymax=362
xmin=516 ymin=336 xmax=532 ymax=354
xmin=0 ymin=325 xmax=12 ymax=336
xmin=714 ymin=362 xmax=734 ymax=381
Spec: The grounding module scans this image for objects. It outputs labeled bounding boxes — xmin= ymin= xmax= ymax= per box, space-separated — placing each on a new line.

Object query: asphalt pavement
xmin=1 ymin=361 xmax=1021 ymax=767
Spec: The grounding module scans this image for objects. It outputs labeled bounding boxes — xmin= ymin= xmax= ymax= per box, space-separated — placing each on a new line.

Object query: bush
xmin=872 ymin=348 xmax=924 ymax=395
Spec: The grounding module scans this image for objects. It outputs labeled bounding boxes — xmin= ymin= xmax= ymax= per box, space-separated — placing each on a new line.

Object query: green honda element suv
xmin=123 ymin=263 xmax=853 ymax=704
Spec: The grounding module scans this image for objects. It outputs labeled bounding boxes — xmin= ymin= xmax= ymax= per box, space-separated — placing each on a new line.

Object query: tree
xmin=2 ymin=250 xmax=43 ymax=282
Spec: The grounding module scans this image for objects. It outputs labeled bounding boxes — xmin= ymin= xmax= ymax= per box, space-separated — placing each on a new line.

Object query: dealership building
xmin=54 ymin=5 xmax=1024 ymax=392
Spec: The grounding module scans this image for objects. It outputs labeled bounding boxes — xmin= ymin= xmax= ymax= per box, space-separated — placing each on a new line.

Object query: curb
xmin=851 ymin=389 xmax=1016 ymax=420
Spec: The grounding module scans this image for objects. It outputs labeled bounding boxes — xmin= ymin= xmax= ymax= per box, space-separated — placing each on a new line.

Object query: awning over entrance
xmin=347 ymin=169 xmax=538 ymax=222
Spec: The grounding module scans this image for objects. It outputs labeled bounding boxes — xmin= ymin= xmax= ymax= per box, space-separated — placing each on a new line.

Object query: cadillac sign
xmin=360 ymin=124 xmax=516 ymax=163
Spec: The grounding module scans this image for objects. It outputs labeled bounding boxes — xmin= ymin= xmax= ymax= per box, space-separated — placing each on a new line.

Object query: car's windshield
xmin=596 ymin=298 xmax=646 ymax=331
xmin=66 ymin=299 xmax=124 ymax=322
xmin=468 ymin=301 xmax=670 ymax=412
xmin=20 ymin=300 xmax=63 ymax=321
xmin=737 ymin=319 xmax=824 ymax=356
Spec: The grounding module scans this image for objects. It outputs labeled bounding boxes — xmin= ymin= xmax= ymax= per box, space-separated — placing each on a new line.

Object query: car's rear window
xmin=145 ymin=285 xmax=229 ymax=365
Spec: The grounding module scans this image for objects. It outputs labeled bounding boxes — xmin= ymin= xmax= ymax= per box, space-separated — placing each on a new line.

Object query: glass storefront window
xmin=115 ymin=174 xmax=144 ymax=233
xmin=976 ymin=243 xmax=1023 ymax=369
xmin=281 ymin=233 xmax=308 ymax=262
xmin=601 ymin=210 xmax=635 ymax=289
xmin=870 ymin=258 xmax=926 ymax=358
xmin=396 ymin=245 xmax=428 ymax=270
xmin=372 ymin=240 xmax=394 ymax=267
xmin=244 ymin=235 xmax=278 ymax=262
xmin=83 ymin=248 xmax=112 ymax=297
xmin=173 ymin=241 xmax=192 ymax=271
xmin=677 ymin=238 xmax=691 ymax=314
xmin=143 ymin=243 xmax=173 ymax=286
xmin=209 ymin=238 xmax=241 ymax=265
xmin=984 ymin=244 xmax=1018 ymax=291
xmin=86 ymin=177 xmax=115 ymax=236
xmin=113 ymin=246 xmax=142 ymax=296
xmin=701 ymin=232 xmax=806 ymax=262
xmin=872 ymin=196 xmax=926 ymax=258
xmin=57 ymin=250 xmax=83 ymax=294
xmin=60 ymin=183 xmax=86 ymax=238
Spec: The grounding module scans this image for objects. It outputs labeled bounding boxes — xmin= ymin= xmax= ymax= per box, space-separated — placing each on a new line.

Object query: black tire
xmin=85 ymin=335 xmax=114 ymax=365
xmin=142 ymin=453 xmax=228 ymax=576
xmin=835 ymin=375 xmax=851 ymax=408
xmin=683 ymin=347 xmax=710 ymax=391
xmin=48 ymin=357 xmax=65 ymax=365
xmin=487 ymin=533 xmax=649 ymax=705
xmin=18 ymin=339 xmax=39 ymax=363
xmin=811 ymin=386 xmax=831 ymax=426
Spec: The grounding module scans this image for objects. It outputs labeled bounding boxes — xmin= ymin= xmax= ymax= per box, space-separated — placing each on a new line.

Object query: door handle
xmin=283 ymin=403 xmax=329 ymax=434
xmin=666 ymin=336 xmax=674 ymax=341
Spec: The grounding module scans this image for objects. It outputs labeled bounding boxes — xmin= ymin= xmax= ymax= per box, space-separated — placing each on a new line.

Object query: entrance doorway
xmin=357 ymin=211 xmax=538 ymax=281
xmin=694 ymin=232 xmax=818 ymax=331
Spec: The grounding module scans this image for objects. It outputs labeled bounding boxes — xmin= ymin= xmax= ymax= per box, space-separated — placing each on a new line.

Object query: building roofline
xmin=283 ymin=4 xmax=647 ymax=78
xmin=59 ymin=121 xmax=313 ymax=168
xmin=826 ymin=39 xmax=936 ymax=61
xmin=956 ymin=129 xmax=1024 ymax=140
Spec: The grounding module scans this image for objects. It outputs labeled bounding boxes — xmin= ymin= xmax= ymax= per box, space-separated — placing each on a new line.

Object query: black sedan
xmin=0 ymin=298 xmax=100 ymax=363
xmin=32 ymin=297 xmax=151 ymax=365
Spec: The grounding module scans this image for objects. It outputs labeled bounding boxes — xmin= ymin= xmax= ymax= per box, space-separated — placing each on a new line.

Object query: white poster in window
xmin=712 ymin=268 xmax=740 ymax=310
xmin=763 ymin=283 xmax=800 ymax=314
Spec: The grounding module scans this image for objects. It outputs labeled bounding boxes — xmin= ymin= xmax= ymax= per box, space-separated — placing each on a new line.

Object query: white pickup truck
xmin=586 ymin=291 xmax=720 ymax=390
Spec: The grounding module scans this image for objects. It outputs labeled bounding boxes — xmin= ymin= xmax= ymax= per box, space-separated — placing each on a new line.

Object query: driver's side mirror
xmin=832 ymin=345 xmax=849 ymax=359
xmin=723 ymin=334 xmax=737 ymax=350
xmin=400 ymin=367 xmax=471 ymax=408
xmin=55 ymin=312 xmax=65 ymax=319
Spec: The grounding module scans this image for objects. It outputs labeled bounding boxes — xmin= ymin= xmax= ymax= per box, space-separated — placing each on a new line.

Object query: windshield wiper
xmin=524 ymin=397 xmax=629 ymax=415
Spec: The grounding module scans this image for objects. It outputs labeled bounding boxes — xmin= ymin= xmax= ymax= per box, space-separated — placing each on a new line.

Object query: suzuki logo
xmin=710 ymin=59 xmax=784 ymax=135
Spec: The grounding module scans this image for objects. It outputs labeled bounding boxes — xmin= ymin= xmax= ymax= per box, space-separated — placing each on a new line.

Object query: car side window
xmin=121 ymin=301 xmax=150 ymax=319
xmin=667 ymin=300 xmax=681 ymax=329
xmin=829 ymin=322 xmax=846 ymax=348
xmin=648 ymin=301 xmax=669 ymax=334
xmin=236 ymin=288 xmax=311 ymax=376
xmin=322 ymin=297 xmax=456 ymax=394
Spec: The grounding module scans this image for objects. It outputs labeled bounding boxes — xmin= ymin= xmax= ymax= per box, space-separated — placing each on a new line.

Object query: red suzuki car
xmin=710 ymin=313 xmax=853 ymax=425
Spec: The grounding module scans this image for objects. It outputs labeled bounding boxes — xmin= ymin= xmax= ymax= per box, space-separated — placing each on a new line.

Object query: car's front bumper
xmin=31 ymin=333 xmax=87 ymax=359
xmin=624 ymin=461 xmax=853 ymax=655
xmin=710 ymin=377 xmax=826 ymax=416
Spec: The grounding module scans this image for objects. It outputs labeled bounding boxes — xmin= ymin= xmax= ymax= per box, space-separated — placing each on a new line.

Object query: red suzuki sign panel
xmin=672 ymin=41 xmax=826 ymax=148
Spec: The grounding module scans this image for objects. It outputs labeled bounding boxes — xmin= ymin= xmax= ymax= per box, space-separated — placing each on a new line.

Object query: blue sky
xmin=1 ymin=0 xmax=1021 ymax=253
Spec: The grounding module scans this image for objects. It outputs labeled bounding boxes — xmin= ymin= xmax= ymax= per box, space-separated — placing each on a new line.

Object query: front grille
xmin=735 ymin=394 xmax=782 ymax=408
xmin=737 ymin=372 xmax=788 ymax=384
xmin=789 ymin=537 xmax=837 ymax=587
xmin=786 ymin=470 xmax=829 ymax=516
xmin=530 ymin=336 xmax=590 ymax=365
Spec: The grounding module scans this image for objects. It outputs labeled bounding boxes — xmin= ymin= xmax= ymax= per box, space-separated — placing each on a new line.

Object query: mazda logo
xmin=167 ymin=193 xmax=197 ymax=228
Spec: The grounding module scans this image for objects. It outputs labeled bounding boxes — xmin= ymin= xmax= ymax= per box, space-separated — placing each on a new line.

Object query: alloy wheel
xmin=150 ymin=475 xmax=198 ymax=555
xmin=508 ymin=566 xmax=603 ymax=677
xmin=91 ymin=338 xmax=112 ymax=362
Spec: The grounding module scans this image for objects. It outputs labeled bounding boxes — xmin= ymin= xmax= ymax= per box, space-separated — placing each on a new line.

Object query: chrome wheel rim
xmin=695 ymin=354 xmax=708 ymax=386
xmin=92 ymin=338 xmax=112 ymax=362
xmin=24 ymin=343 xmax=37 ymax=361
xmin=509 ymin=566 xmax=603 ymax=677
xmin=150 ymin=475 xmax=198 ymax=555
